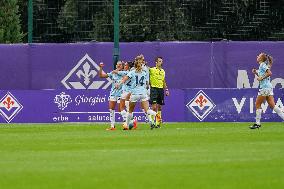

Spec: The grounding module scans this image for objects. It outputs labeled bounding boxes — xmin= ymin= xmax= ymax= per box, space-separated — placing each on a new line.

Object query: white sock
xmin=147 ymin=109 xmax=157 ymax=125
xmin=255 ymin=109 xmax=262 ymax=125
xmin=126 ymin=112 xmax=133 ymax=126
xmin=110 ymin=109 xmax=115 ymax=128
xmin=125 ymin=101 xmax=130 ymax=111
xmin=147 ymin=109 xmax=157 ymax=116
xmin=141 ymin=109 xmax=149 ymax=123
xmin=273 ymin=106 xmax=284 ymax=120
xmin=120 ymin=109 xmax=127 ymax=122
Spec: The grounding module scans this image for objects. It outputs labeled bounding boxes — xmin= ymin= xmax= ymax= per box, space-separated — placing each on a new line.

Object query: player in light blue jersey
xmin=140 ymin=54 xmax=150 ymax=81
xmin=137 ymin=54 xmax=152 ymax=122
xmin=130 ymin=54 xmax=149 ymax=81
xmin=116 ymin=55 xmax=159 ymax=129
xmin=112 ymin=61 xmax=134 ymax=126
xmin=141 ymin=54 xmax=150 ymax=97
xmin=99 ymin=61 xmax=124 ymax=130
xmin=250 ymin=53 xmax=284 ymax=129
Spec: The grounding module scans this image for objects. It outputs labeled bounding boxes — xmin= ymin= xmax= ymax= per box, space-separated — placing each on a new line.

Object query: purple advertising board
xmin=0 ymin=42 xmax=283 ymax=90
xmin=184 ymin=88 xmax=284 ymax=122
xmin=0 ymin=89 xmax=283 ymax=123
xmin=0 ymin=89 xmax=184 ymax=123
xmin=0 ymin=42 xmax=283 ymax=123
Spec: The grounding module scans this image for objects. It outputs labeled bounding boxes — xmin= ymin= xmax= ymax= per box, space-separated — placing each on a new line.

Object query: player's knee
xmin=255 ymin=102 xmax=262 ymax=109
xmin=268 ymin=103 xmax=275 ymax=109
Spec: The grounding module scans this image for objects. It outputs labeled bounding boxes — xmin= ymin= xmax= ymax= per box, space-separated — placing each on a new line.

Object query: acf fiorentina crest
xmin=0 ymin=92 xmax=23 ymax=123
xmin=186 ymin=90 xmax=216 ymax=121
xmin=61 ymin=54 xmax=112 ymax=89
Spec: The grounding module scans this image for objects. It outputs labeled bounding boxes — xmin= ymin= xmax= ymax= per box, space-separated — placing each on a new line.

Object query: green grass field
xmin=0 ymin=122 xmax=283 ymax=189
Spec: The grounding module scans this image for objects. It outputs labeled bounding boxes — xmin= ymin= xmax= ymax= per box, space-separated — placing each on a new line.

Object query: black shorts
xmin=150 ymin=87 xmax=165 ymax=105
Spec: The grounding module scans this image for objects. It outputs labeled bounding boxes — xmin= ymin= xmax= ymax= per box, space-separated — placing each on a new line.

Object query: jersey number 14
xmin=135 ymin=75 xmax=145 ymax=86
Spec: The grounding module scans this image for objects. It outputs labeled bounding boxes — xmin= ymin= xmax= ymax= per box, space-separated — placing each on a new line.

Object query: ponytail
xmin=266 ymin=54 xmax=273 ymax=68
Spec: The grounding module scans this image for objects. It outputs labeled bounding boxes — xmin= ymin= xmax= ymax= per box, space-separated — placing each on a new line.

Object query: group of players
xmin=99 ymin=52 xmax=283 ymax=130
xmin=99 ymin=54 xmax=169 ymax=130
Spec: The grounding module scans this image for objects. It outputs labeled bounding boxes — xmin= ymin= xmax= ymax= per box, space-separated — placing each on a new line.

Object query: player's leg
xmin=125 ymin=94 xmax=137 ymax=129
xmin=141 ymin=93 xmax=151 ymax=124
xmin=267 ymin=96 xmax=284 ymax=120
xmin=250 ymin=95 xmax=266 ymax=129
xmin=156 ymin=104 xmax=162 ymax=128
xmin=155 ymin=88 xmax=165 ymax=127
xmin=150 ymin=87 xmax=158 ymax=122
xmin=125 ymin=92 xmax=131 ymax=111
xmin=141 ymin=98 xmax=157 ymax=129
xmin=120 ymin=92 xmax=128 ymax=123
xmin=125 ymin=102 xmax=136 ymax=129
xmin=107 ymin=98 xmax=117 ymax=130
xmin=120 ymin=97 xmax=126 ymax=110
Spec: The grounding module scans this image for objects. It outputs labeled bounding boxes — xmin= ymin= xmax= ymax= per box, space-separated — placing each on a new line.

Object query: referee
xmin=149 ymin=56 xmax=169 ymax=128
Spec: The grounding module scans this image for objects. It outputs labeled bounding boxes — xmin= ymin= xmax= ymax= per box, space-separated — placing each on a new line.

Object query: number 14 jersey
xmin=127 ymin=70 xmax=148 ymax=95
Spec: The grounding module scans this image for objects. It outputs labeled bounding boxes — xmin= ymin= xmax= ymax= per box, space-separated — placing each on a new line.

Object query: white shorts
xmin=121 ymin=91 xmax=131 ymax=100
xmin=108 ymin=95 xmax=121 ymax=103
xmin=130 ymin=94 xmax=148 ymax=103
xmin=258 ymin=88 xmax=274 ymax=96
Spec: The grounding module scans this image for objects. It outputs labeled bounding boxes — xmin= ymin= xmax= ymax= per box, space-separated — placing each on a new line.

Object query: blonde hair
xmin=267 ymin=55 xmax=273 ymax=68
xmin=134 ymin=55 xmax=143 ymax=72
xmin=260 ymin=53 xmax=273 ymax=68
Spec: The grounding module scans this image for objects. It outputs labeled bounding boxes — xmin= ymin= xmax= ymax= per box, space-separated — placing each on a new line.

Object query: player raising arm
xmin=112 ymin=61 xmax=134 ymax=126
xmin=99 ymin=61 xmax=124 ymax=130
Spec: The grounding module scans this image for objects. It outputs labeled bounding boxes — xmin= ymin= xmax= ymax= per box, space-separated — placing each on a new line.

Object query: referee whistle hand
xmin=165 ymin=90 xmax=170 ymax=96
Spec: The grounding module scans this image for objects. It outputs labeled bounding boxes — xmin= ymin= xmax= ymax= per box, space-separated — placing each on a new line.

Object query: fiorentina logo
xmin=0 ymin=92 xmax=23 ymax=123
xmin=61 ymin=54 xmax=112 ymax=89
xmin=54 ymin=92 xmax=72 ymax=110
xmin=186 ymin=90 xmax=216 ymax=121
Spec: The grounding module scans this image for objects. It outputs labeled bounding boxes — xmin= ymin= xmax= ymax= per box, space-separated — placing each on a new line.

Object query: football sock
xmin=158 ymin=110 xmax=162 ymax=120
xmin=126 ymin=112 xmax=133 ymax=126
xmin=120 ymin=109 xmax=127 ymax=122
xmin=156 ymin=110 xmax=162 ymax=125
xmin=142 ymin=109 xmax=149 ymax=123
xmin=147 ymin=109 xmax=157 ymax=125
xmin=255 ymin=109 xmax=262 ymax=125
xmin=125 ymin=101 xmax=130 ymax=111
xmin=273 ymin=106 xmax=284 ymax=120
xmin=110 ymin=109 xmax=115 ymax=128
xmin=151 ymin=115 xmax=155 ymax=123
xmin=147 ymin=109 xmax=157 ymax=116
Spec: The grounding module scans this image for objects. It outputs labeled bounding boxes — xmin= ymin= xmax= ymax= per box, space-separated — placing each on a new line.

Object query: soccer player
xmin=250 ymin=53 xmax=284 ymax=129
xmin=149 ymin=56 xmax=169 ymax=128
xmin=99 ymin=61 xmax=124 ymax=130
xmin=116 ymin=55 xmax=158 ymax=129
xmin=140 ymin=54 xmax=151 ymax=121
xmin=128 ymin=54 xmax=151 ymax=125
xmin=112 ymin=61 xmax=134 ymax=125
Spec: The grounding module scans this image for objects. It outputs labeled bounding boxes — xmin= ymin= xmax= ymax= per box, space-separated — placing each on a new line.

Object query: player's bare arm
xmin=257 ymin=69 xmax=272 ymax=81
xmin=115 ymin=76 xmax=129 ymax=89
xmin=99 ymin=62 xmax=108 ymax=78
